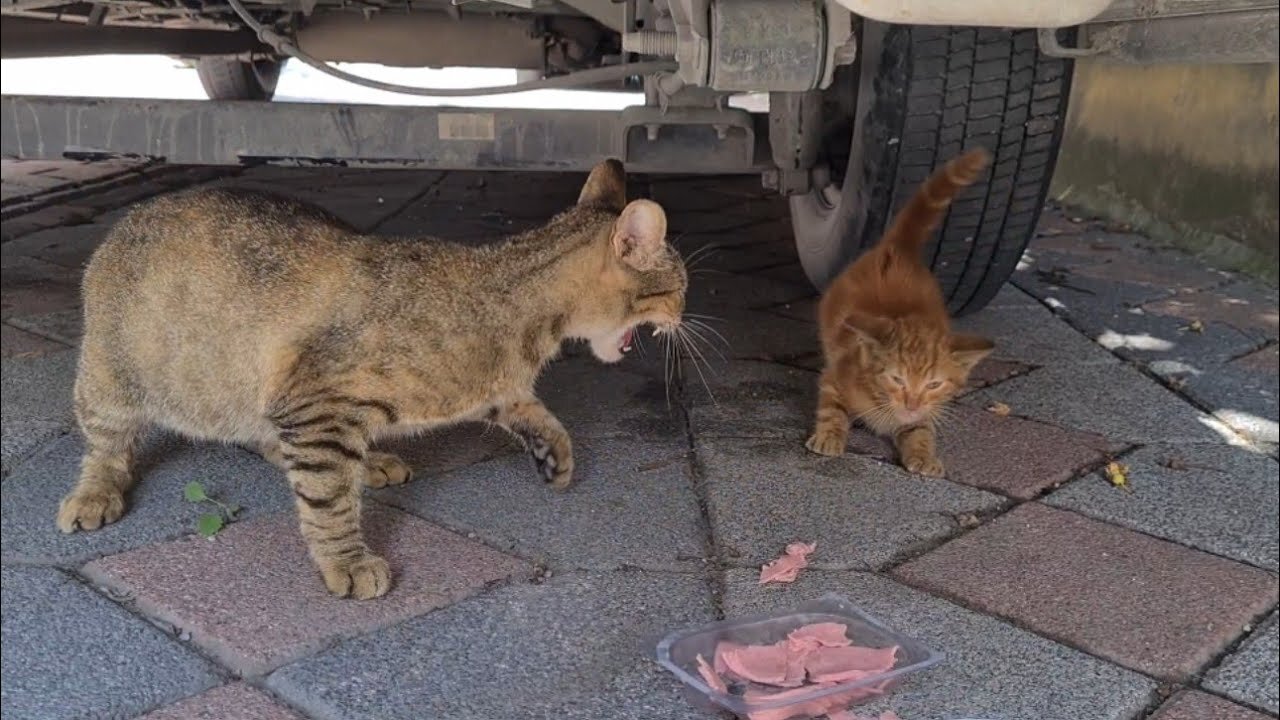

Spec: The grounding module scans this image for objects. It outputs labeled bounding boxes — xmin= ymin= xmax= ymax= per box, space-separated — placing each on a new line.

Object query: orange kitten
xmin=806 ymin=149 xmax=995 ymax=476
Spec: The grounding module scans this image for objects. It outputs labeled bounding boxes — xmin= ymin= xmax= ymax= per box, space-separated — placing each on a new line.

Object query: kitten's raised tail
xmin=881 ymin=148 xmax=991 ymax=260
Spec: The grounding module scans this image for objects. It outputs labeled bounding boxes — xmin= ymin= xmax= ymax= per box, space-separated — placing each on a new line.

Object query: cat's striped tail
xmin=881 ymin=148 xmax=991 ymax=260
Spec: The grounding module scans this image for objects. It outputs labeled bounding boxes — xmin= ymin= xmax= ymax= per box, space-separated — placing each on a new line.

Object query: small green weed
xmin=183 ymin=481 xmax=242 ymax=537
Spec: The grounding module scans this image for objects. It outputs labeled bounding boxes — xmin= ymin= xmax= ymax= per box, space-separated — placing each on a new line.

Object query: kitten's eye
xmin=926 ymin=380 xmax=944 ymax=390
xmin=890 ymin=375 xmax=906 ymax=386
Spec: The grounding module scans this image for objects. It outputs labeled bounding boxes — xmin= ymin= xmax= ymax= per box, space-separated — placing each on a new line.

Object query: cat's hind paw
xmin=319 ymin=552 xmax=392 ymax=600
xmin=364 ymin=452 xmax=412 ymax=488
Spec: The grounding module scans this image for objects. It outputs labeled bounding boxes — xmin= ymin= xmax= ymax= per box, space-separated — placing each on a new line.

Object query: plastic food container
xmin=656 ymin=594 xmax=942 ymax=720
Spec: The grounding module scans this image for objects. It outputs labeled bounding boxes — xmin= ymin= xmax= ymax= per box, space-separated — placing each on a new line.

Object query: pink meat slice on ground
xmin=714 ymin=641 xmax=746 ymax=675
xmin=719 ymin=643 xmax=794 ymax=686
xmin=695 ymin=654 xmax=728 ymax=694
xmin=805 ymin=645 xmax=899 ymax=683
xmin=759 ymin=542 xmax=817 ymax=584
xmin=744 ymin=683 xmax=840 ymax=720
xmin=787 ymin=622 xmax=852 ymax=647
xmin=744 ymin=683 xmax=887 ymax=720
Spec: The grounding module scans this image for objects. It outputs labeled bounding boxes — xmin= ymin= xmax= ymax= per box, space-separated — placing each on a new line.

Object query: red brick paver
xmin=847 ymin=405 xmax=1116 ymax=499
xmin=83 ymin=504 xmax=530 ymax=676
xmin=892 ymin=503 xmax=1278 ymax=680
xmin=137 ymin=683 xmax=305 ymax=720
xmin=1150 ymin=690 xmax=1273 ymax=720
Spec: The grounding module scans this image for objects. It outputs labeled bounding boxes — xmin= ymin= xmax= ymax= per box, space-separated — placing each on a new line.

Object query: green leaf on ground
xmin=196 ymin=513 xmax=224 ymax=537
xmin=183 ymin=481 xmax=208 ymax=503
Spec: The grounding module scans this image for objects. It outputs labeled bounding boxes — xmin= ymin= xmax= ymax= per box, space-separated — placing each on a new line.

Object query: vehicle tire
xmin=196 ymin=57 xmax=284 ymax=101
xmin=789 ymin=22 xmax=1073 ymax=315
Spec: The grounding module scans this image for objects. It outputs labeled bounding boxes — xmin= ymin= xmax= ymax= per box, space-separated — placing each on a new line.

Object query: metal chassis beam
xmin=1 ymin=95 xmax=770 ymax=174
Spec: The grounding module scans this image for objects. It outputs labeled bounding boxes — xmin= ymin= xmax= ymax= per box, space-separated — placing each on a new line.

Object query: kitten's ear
xmin=843 ymin=311 xmax=893 ymax=349
xmin=611 ymin=200 xmax=668 ymax=270
xmin=578 ymin=158 xmax=627 ymax=211
xmin=950 ymin=333 xmax=995 ymax=371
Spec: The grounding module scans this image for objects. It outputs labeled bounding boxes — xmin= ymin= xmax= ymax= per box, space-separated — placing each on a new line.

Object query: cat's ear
xmin=950 ymin=333 xmax=994 ymax=371
xmin=611 ymin=199 xmax=668 ymax=270
xmin=578 ymin=158 xmax=627 ymax=211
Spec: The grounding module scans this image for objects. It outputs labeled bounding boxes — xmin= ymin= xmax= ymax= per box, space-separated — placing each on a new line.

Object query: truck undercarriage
xmin=3 ymin=0 xmax=1276 ymax=311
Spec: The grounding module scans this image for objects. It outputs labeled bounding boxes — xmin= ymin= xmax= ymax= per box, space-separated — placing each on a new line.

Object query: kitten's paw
xmin=56 ymin=487 xmax=126 ymax=532
xmin=364 ymin=452 xmax=412 ymax=488
xmin=526 ymin=434 xmax=574 ymax=489
xmin=805 ymin=429 xmax=847 ymax=457
xmin=903 ymin=455 xmax=945 ymax=478
xmin=319 ymin=552 xmax=392 ymax=600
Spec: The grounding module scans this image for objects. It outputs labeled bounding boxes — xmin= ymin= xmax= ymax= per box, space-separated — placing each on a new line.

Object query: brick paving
xmin=1 ymin=162 xmax=1277 ymax=720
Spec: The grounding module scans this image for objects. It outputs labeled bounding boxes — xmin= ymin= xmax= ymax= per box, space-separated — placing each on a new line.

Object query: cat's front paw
xmin=525 ymin=433 xmax=574 ymax=489
xmin=319 ymin=552 xmax=392 ymax=600
xmin=56 ymin=487 xmax=127 ymax=532
xmin=364 ymin=452 xmax=412 ymax=488
xmin=902 ymin=454 xmax=945 ymax=478
xmin=805 ymin=429 xmax=847 ymax=457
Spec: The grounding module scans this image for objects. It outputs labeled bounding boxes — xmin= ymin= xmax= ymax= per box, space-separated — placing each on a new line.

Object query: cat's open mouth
xmin=619 ymin=327 xmax=635 ymax=354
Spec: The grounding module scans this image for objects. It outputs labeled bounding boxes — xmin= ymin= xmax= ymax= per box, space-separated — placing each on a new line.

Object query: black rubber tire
xmin=196 ymin=57 xmax=283 ymax=101
xmin=789 ymin=23 xmax=1073 ymax=315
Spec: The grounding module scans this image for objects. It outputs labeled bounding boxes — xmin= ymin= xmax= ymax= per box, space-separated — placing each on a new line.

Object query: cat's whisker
xmin=682 ymin=312 xmax=726 ymax=323
xmin=682 ymin=246 xmax=722 ymax=272
xmin=685 ymin=318 xmax=731 ymax=350
xmin=660 ymin=332 xmax=675 ymax=409
xmin=674 ymin=327 xmax=717 ymax=405
xmin=679 ymin=322 xmax=727 ymax=362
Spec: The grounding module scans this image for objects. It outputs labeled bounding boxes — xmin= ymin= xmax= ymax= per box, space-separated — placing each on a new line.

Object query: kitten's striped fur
xmin=807 ymin=149 xmax=995 ymax=475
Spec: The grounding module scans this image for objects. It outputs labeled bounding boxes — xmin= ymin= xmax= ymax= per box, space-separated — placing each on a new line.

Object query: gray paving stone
xmin=536 ymin=356 xmax=686 ymax=440
xmin=721 ymin=569 xmax=1158 ymax=720
xmin=685 ymin=359 xmax=816 ymax=439
xmin=1 ymin=418 xmax=67 ymax=480
xmin=709 ymin=306 xmax=821 ymax=362
xmin=0 ymin=347 xmax=76 ymax=424
xmin=0 ymin=254 xmax=82 ymax=320
xmin=0 ymin=566 xmax=220 ymax=720
xmin=1181 ymin=356 xmax=1279 ymax=445
xmin=0 ymin=223 xmax=109 ymax=269
xmin=268 ymin=571 xmax=714 ymax=720
xmin=1046 ymin=445 xmax=1279 ymax=570
xmin=1206 ymin=614 xmax=1280 ymax=714
xmin=1 ymin=433 xmax=294 ymax=564
xmin=1074 ymin=302 xmax=1259 ymax=371
xmin=968 ymin=362 xmax=1228 ymax=444
xmin=699 ymin=438 xmax=1006 ymax=570
xmin=984 ymin=282 xmax=1043 ymax=309
xmin=1143 ymin=281 xmax=1278 ymax=345
xmin=7 ymin=308 xmax=82 ymax=346
xmin=685 ymin=269 xmax=814 ymax=315
xmin=375 ymin=435 xmax=704 ymax=571
xmin=1 ymin=322 xmax=69 ymax=358
xmin=951 ymin=303 xmax=1118 ymax=366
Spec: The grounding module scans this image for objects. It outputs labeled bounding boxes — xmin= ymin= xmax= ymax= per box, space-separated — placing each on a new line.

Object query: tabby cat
xmin=806 ymin=149 xmax=994 ymax=476
xmin=58 ymin=160 xmax=686 ymax=599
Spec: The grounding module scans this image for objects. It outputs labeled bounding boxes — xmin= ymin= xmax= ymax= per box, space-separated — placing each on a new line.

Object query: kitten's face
xmin=875 ymin=347 xmax=968 ymax=426
xmin=570 ymin=160 xmax=687 ymax=363
xmin=852 ymin=319 xmax=993 ymax=426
